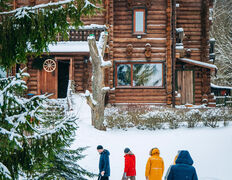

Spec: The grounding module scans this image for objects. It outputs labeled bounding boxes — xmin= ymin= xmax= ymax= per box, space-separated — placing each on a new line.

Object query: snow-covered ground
xmin=71 ymin=95 xmax=232 ymax=180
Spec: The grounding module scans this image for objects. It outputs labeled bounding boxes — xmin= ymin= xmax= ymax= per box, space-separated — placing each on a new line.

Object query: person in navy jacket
xmin=165 ymin=150 xmax=198 ymax=180
xmin=97 ymin=145 xmax=110 ymax=180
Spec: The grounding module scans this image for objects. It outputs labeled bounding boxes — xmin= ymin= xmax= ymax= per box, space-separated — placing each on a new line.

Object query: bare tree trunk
xmin=85 ymin=32 xmax=111 ymax=130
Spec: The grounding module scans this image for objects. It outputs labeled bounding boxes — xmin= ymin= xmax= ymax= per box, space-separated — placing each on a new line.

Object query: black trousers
xmin=98 ymin=176 xmax=109 ymax=180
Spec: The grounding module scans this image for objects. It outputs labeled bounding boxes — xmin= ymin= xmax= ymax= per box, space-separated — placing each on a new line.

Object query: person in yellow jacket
xmin=145 ymin=148 xmax=164 ymax=180
xmin=173 ymin=151 xmax=181 ymax=165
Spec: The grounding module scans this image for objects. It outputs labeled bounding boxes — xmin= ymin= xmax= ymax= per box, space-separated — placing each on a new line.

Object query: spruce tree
xmin=0 ymin=69 xmax=95 ymax=179
xmin=0 ymin=0 xmax=102 ymax=69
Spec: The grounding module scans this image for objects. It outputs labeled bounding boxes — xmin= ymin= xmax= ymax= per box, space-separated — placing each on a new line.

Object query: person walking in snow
xmin=122 ymin=148 xmax=136 ymax=180
xmin=165 ymin=150 xmax=198 ymax=180
xmin=173 ymin=150 xmax=181 ymax=165
xmin=97 ymin=145 xmax=110 ymax=180
xmin=145 ymin=147 xmax=164 ymax=180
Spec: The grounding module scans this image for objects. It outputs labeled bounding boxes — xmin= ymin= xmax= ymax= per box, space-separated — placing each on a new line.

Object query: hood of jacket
xmin=102 ymin=149 xmax=110 ymax=156
xmin=175 ymin=150 xmax=194 ymax=165
xmin=151 ymin=148 xmax=160 ymax=156
xmin=125 ymin=152 xmax=135 ymax=158
xmin=125 ymin=151 xmax=134 ymax=156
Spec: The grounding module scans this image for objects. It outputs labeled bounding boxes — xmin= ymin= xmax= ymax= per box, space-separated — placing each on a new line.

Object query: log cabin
xmin=12 ymin=0 xmax=217 ymax=107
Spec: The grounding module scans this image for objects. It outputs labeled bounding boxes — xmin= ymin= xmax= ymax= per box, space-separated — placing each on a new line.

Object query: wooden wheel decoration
xmin=43 ymin=59 xmax=56 ymax=72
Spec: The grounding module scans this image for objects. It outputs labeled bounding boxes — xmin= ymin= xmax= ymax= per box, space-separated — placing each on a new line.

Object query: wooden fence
xmin=215 ymin=96 xmax=232 ymax=107
xmin=57 ymin=28 xmax=105 ymax=42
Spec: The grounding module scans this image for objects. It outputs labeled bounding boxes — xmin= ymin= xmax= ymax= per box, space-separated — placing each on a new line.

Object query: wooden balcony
xmin=57 ymin=27 xmax=105 ymax=42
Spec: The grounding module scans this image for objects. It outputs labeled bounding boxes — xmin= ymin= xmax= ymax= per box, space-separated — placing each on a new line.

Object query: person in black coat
xmin=165 ymin=150 xmax=198 ymax=180
xmin=97 ymin=145 xmax=110 ymax=180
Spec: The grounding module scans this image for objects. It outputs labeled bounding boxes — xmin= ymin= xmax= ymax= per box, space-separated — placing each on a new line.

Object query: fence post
xmin=224 ymin=94 xmax=227 ymax=106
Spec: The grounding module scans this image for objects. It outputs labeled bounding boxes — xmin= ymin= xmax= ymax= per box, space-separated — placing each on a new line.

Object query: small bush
xmin=104 ymin=106 xmax=232 ymax=130
xmin=139 ymin=111 xmax=165 ymax=130
xmin=185 ymin=109 xmax=201 ymax=128
xmin=202 ymin=109 xmax=221 ymax=128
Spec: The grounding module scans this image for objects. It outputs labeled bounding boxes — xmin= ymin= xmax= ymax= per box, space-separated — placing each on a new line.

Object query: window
xmin=133 ymin=9 xmax=146 ymax=34
xmin=116 ymin=62 xmax=164 ymax=88
xmin=117 ymin=64 xmax=131 ymax=86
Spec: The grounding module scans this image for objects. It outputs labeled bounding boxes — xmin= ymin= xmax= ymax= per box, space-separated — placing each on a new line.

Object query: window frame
xmin=133 ymin=8 xmax=147 ymax=34
xmin=115 ymin=61 xmax=165 ymax=89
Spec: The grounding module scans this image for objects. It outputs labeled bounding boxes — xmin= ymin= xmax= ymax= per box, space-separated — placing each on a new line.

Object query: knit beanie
xmin=124 ymin=148 xmax=130 ymax=153
xmin=97 ymin=145 xmax=103 ymax=150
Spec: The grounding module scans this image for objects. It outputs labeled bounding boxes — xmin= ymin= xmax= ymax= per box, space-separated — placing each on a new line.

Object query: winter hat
xmin=97 ymin=145 xmax=103 ymax=150
xmin=124 ymin=148 xmax=130 ymax=153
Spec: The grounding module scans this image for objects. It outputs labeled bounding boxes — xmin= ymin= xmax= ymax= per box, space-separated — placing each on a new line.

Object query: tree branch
xmin=84 ymin=90 xmax=97 ymax=110
xmin=0 ymin=0 xmax=96 ymax=15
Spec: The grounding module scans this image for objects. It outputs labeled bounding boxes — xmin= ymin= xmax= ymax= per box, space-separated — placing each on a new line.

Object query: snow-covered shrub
xmin=104 ymin=107 xmax=132 ymax=129
xmin=104 ymin=106 xmax=232 ymax=130
xmin=202 ymin=108 xmax=223 ymax=128
xmin=185 ymin=109 xmax=202 ymax=128
xmin=126 ymin=104 xmax=152 ymax=127
xmin=139 ymin=111 xmax=165 ymax=130
xmin=163 ymin=110 xmax=181 ymax=129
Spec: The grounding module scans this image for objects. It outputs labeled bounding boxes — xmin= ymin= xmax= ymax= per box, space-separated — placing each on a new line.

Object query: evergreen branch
xmin=0 ymin=0 xmax=96 ymax=15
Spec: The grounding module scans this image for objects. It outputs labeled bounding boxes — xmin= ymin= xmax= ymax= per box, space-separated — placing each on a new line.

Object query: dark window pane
xmin=133 ymin=64 xmax=163 ymax=86
xmin=117 ymin=64 xmax=131 ymax=86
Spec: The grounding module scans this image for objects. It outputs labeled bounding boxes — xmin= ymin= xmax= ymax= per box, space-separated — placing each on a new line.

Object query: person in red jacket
xmin=122 ymin=148 xmax=136 ymax=180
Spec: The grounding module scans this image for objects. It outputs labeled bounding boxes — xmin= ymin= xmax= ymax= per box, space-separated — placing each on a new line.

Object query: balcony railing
xmin=57 ymin=26 xmax=106 ymax=42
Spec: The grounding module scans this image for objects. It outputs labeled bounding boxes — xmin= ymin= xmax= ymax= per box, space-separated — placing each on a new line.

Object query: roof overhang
xmin=46 ymin=41 xmax=90 ymax=53
xmin=177 ymin=58 xmax=217 ymax=75
xmin=211 ymin=83 xmax=232 ymax=90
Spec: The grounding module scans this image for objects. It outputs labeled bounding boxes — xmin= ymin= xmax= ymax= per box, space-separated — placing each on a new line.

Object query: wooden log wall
xmin=73 ymin=56 xmax=92 ymax=93
xmin=176 ymin=0 xmax=214 ymax=106
xmin=176 ymin=0 xmax=204 ymax=61
xmin=107 ymin=0 xmax=169 ymax=104
xmin=166 ymin=0 xmax=173 ymax=105
xmin=27 ymin=59 xmax=39 ymax=95
xmin=26 ymin=55 xmax=93 ymax=96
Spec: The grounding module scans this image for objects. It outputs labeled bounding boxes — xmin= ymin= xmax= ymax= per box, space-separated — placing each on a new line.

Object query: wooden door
xmin=38 ymin=66 xmax=58 ymax=98
xmin=177 ymin=71 xmax=194 ymax=104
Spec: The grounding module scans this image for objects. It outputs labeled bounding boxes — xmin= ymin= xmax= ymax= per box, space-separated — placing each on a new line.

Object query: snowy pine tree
xmin=0 ymin=0 xmax=101 ymax=69
xmin=0 ymin=69 xmax=95 ymax=179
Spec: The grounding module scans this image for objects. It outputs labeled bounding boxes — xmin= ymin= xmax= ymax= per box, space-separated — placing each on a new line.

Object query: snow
xmin=211 ymin=83 xmax=232 ymax=90
xmin=0 ymin=162 xmax=11 ymax=179
xmin=97 ymin=32 xmax=112 ymax=68
xmin=78 ymin=24 xmax=106 ymax=30
xmin=176 ymin=45 xmax=184 ymax=50
xmin=71 ymin=94 xmax=232 ymax=180
xmin=102 ymin=87 xmax=110 ymax=91
xmin=0 ymin=0 xmax=74 ymax=15
xmin=178 ymin=58 xmax=218 ymax=70
xmin=0 ymin=0 xmax=96 ymax=16
xmin=47 ymin=41 xmax=89 ymax=53
xmin=176 ymin=28 xmax=184 ymax=33
xmin=0 ymin=66 xmax=6 ymax=78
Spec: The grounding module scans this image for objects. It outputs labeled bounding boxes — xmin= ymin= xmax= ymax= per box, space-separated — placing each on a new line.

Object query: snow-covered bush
xmin=104 ymin=106 xmax=232 ymax=130
xmin=104 ymin=107 xmax=131 ymax=129
xmin=139 ymin=111 xmax=165 ymax=130
xmin=185 ymin=109 xmax=201 ymax=128
xmin=202 ymin=108 xmax=223 ymax=128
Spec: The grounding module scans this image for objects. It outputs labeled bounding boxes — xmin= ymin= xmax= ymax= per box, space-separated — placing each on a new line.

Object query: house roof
xmin=177 ymin=58 xmax=217 ymax=72
xmin=47 ymin=41 xmax=90 ymax=53
xmin=211 ymin=83 xmax=232 ymax=90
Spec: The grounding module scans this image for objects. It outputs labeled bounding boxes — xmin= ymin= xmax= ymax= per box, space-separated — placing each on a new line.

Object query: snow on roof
xmin=78 ymin=24 xmax=106 ymax=30
xmin=47 ymin=41 xmax=90 ymax=53
xmin=211 ymin=83 xmax=232 ymax=90
xmin=176 ymin=28 xmax=184 ymax=33
xmin=178 ymin=58 xmax=217 ymax=70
